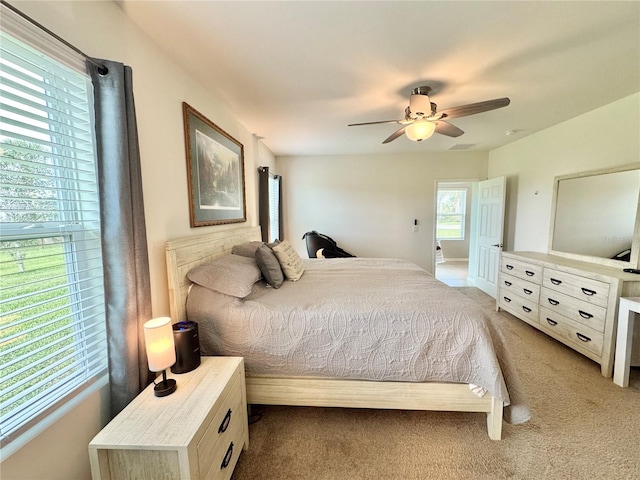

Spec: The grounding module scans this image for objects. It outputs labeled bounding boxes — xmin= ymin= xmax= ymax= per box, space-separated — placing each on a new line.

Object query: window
xmin=0 ymin=27 xmax=107 ymax=446
xmin=436 ymin=188 xmax=467 ymax=240
xmin=268 ymin=174 xmax=281 ymax=243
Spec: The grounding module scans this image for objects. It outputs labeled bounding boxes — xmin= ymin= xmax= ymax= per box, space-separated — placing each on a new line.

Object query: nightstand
xmin=88 ymin=356 xmax=248 ymax=480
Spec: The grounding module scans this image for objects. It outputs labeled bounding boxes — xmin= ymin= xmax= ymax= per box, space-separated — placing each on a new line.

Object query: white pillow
xmin=272 ymin=239 xmax=305 ymax=281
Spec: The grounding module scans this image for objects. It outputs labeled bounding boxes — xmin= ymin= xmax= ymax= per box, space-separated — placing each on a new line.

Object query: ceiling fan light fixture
xmin=405 ymin=119 xmax=436 ymax=142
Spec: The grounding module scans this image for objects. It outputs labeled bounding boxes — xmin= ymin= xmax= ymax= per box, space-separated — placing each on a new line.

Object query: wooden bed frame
xmin=165 ymin=226 xmax=503 ymax=440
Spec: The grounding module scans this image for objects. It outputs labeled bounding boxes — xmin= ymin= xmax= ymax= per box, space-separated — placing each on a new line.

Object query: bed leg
xmin=486 ymin=396 xmax=503 ymax=440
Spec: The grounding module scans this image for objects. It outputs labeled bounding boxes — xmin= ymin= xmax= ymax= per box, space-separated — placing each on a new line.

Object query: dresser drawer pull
xmin=578 ymin=310 xmax=593 ymax=319
xmin=506 ymin=264 xmax=514 ymax=270
xmin=503 ymin=296 xmax=512 ymax=303
xmin=581 ymin=287 xmax=596 ymax=296
xmin=504 ymin=280 xmax=512 ymax=287
xmin=523 ymin=288 xmax=532 ymax=295
xmin=546 ymin=318 xmax=558 ymax=326
xmin=576 ymin=333 xmax=591 ymax=343
xmin=525 ymin=270 xmax=535 ymax=277
xmin=522 ymin=306 xmax=531 ymax=313
xmin=220 ymin=442 xmax=234 ymax=469
xmin=550 ymin=278 xmax=562 ymax=285
xmin=548 ymin=298 xmax=559 ymax=306
xmin=218 ymin=408 xmax=232 ymax=434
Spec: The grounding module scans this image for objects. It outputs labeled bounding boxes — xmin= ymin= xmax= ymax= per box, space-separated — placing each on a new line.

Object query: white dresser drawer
xmin=539 ymin=307 xmax=604 ymax=357
xmin=540 ymin=287 xmax=606 ymax=332
xmin=543 ymin=268 xmax=610 ymax=308
xmin=501 ymin=257 xmax=543 ymax=284
xmin=499 ymin=290 xmax=539 ymax=324
xmin=500 ymin=273 xmax=540 ymax=301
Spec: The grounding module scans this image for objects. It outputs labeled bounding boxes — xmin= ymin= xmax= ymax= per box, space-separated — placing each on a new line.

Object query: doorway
xmin=434 ymin=181 xmax=475 ymax=287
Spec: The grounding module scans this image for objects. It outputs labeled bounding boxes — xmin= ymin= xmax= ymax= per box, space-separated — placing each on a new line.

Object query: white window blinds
xmin=268 ymin=175 xmax=280 ymax=243
xmin=0 ymin=25 xmax=107 ymax=443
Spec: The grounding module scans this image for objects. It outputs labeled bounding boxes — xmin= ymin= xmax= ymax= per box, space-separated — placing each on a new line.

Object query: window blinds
xmin=0 ymin=26 xmax=107 ymax=442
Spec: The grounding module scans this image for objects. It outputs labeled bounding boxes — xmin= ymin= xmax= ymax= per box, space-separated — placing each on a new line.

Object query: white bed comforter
xmin=186 ymin=257 xmax=529 ymax=424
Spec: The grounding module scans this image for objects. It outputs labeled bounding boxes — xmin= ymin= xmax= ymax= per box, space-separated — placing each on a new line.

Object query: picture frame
xmin=182 ymin=102 xmax=246 ymax=227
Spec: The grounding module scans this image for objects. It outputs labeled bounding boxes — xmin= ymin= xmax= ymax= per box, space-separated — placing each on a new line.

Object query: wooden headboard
xmin=165 ymin=226 xmax=262 ymax=322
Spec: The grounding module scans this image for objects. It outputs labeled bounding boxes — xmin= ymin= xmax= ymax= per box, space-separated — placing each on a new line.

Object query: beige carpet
xmin=232 ymin=288 xmax=640 ymax=480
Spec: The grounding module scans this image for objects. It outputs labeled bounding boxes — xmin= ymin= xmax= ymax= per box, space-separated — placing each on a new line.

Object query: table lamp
xmin=143 ymin=317 xmax=177 ymax=397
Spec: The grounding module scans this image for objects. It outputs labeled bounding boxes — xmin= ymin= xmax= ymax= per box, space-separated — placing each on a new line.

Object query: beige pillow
xmin=272 ymin=239 xmax=304 ymax=281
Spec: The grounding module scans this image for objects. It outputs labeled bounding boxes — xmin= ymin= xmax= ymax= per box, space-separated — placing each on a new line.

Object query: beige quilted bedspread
xmin=186 ymin=257 xmax=530 ymax=424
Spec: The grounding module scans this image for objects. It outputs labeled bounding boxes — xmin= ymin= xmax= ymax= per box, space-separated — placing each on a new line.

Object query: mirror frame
xmin=548 ymin=162 xmax=640 ymax=269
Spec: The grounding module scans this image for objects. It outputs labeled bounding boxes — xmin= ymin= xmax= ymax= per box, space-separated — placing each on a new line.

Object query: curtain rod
xmin=1 ymin=0 xmax=108 ymax=74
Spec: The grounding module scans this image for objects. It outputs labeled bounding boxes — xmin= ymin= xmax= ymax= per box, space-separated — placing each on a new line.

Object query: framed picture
xmin=182 ymin=102 xmax=246 ymax=227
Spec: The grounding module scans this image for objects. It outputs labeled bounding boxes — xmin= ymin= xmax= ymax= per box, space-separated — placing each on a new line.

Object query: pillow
xmin=231 ymin=241 xmax=264 ymax=258
xmin=255 ymin=244 xmax=284 ymax=288
xmin=271 ymin=239 xmax=305 ymax=281
xmin=187 ymin=254 xmax=262 ymax=298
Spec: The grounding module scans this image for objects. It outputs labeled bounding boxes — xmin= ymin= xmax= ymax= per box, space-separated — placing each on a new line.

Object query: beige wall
xmin=277 ymin=151 xmax=488 ymax=271
xmin=1 ymin=1 xmax=274 ymax=478
xmin=488 ymin=93 xmax=640 ymax=254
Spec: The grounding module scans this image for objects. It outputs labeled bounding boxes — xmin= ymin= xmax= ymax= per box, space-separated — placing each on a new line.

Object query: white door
xmin=474 ymin=176 xmax=506 ymax=298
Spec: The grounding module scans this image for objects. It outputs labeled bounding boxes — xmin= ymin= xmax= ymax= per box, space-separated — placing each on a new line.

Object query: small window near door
xmin=436 ymin=188 xmax=467 ymax=240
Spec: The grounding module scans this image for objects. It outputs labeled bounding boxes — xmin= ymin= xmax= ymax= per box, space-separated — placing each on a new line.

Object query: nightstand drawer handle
xmin=578 ymin=310 xmax=593 ymax=319
xmin=525 ymin=270 xmax=535 ymax=276
xmin=503 ymin=296 xmax=512 ymax=303
xmin=548 ymin=298 xmax=559 ymax=306
xmin=581 ymin=287 xmax=596 ymax=296
xmin=522 ymin=306 xmax=531 ymax=313
xmin=220 ymin=442 xmax=234 ymax=469
xmin=523 ymin=288 xmax=532 ymax=295
xmin=504 ymin=280 xmax=512 ymax=287
xmin=550 ymin=278 xmax=562 ymax=285
xmin=218 ymin=408 xmax=232 ymax=433
xmin=506 ymin=264 xmax=514 ymax=270
xmin=576 ymin=333 xmax=591 ymax=343
xmin=546 ymin=318 xmax=558 ymax=326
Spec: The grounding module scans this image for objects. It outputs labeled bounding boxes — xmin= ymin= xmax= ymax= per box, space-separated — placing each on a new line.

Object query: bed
xmin=165 ymin=226 xmax=529 ymax=440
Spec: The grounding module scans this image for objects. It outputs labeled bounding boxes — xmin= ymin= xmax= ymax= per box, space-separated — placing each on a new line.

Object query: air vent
xmin=448 ymin=144 xmax=477 ymax=150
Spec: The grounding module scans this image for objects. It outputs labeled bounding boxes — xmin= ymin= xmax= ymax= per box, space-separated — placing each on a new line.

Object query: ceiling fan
xmin=348 ymin=86 xmax=511 ymax=143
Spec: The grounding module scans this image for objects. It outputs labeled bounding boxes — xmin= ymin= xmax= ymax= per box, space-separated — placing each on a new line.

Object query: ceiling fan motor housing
xmin=409 ymin=86 xmax=434 ymax=118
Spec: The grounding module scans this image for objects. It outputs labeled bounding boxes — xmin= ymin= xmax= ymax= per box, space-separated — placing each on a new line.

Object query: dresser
xmin=497 ymin=251 xmax=640 ymax=377
xmin=89 ymin=357 xmax=248 ymax=480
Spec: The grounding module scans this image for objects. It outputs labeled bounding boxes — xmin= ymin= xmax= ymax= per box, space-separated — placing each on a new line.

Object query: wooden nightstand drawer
xmin=543 ymin=268 xmax=610 ymax=307
xmin=89 ymin=357 xmax=249 ymax=480
xmin=198 ymin=373 xmax=245 ymax=480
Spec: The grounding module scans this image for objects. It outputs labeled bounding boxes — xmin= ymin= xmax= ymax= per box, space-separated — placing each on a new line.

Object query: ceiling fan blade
xmin=435 ymin=121 xmax=464 ymax=138
xmin=382 ymin=126 xmax=406 ymax=144
xmin=439 ymin=97 xmax=511 ymax=120
xmin=348 ymin=119 xmax=403 ymax=127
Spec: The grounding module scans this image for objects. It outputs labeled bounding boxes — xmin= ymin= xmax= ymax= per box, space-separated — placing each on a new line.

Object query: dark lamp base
xmin=154 ymin=378 xmax=177 ymax=397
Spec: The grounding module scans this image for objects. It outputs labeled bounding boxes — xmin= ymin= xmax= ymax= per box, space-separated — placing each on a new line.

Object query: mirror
xmin=549 ymin=163 xmax=640 ymax=268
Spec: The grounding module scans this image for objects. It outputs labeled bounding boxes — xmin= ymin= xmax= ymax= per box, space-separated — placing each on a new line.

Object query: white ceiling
xmin=118 ymin=1 xmax=640 ymax=157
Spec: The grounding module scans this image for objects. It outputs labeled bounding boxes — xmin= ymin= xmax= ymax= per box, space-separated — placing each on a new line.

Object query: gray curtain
xmin=258 ymin=166 xmax=270 ymax=241
xmin=88 ymin=59 xmax=153 ymax=417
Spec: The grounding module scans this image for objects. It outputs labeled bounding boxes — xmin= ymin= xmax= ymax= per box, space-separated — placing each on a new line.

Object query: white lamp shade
xmin=405 ymin=119 xmax=436 ymax=141
xmin=143 ymin=317 xmax=176 ymax=372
